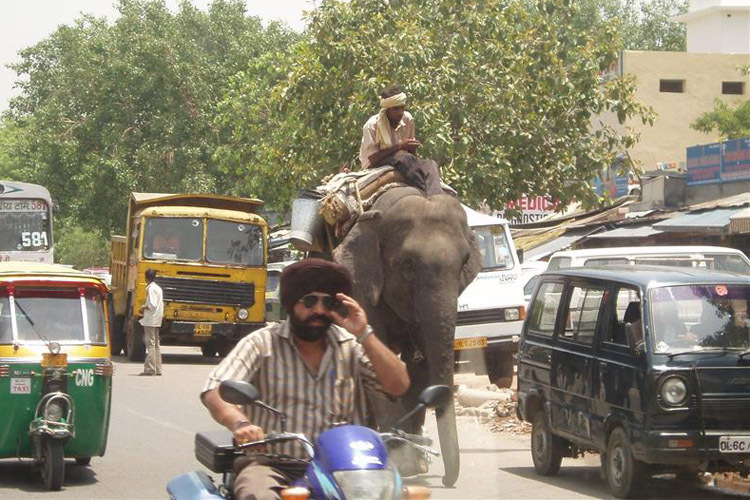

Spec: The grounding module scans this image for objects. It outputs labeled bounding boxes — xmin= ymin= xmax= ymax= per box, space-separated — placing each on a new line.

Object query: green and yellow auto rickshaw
xmin=0 ymin=262 xmax=113 ymax=490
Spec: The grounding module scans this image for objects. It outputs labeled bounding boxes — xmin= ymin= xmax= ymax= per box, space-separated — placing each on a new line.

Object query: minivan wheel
xmin=606 ymin=427 xmax=645 ymax=498
xmin=531 ymin=411 xmax=563 ymax=476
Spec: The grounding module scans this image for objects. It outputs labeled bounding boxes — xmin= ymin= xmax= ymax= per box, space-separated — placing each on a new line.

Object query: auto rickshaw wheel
xmin=75 ymin=457 xmax=91 ymax=466
xmin=40 ymin=438 xmax=65 ymax=491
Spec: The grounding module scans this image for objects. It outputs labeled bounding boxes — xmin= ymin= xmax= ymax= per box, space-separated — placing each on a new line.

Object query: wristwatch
xmin=357 ymin=325 xmax=375 ymax=344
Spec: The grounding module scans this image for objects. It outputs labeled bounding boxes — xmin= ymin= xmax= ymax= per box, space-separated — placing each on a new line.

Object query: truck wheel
xmin=217 ymin=341 xmax=235 ymax=358
xmin=201 ymin=342 xmax=217 ymax=357
xmin=531 ymin=411 xmax=564 ymax=476
xmin=110 ymin=315 xmax=125 ymax=356
xmin=126 ymin=304 xmax=146 ymax=362
xmin=41 ymin=438 xmax=65 ymax=491
xmin=487 ymin=351 xmax=514 ymax=388
xmin=605 ymin=427 xmax=645 ymax=498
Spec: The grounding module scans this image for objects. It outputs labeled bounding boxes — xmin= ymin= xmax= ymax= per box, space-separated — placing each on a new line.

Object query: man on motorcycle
xmin=201 ymin=258 xmax=410 ymax=500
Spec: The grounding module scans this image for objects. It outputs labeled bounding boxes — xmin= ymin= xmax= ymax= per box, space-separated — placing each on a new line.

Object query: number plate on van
xmin=719 ymin=436 xmax=750 ymax=453
xmin=454 ymin=337 xmax=487 ymax=350
xmin=194 ymin=324 xmax=213 ymax=337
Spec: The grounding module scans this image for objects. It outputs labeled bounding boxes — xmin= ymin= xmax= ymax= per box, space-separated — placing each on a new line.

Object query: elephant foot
xmin=388 ymin=442 xmax=430 ymax=477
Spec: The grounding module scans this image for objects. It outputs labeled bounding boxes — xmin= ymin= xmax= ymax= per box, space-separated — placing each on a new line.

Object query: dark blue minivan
xmin=517 ymin=266 xmax=750 ymax=498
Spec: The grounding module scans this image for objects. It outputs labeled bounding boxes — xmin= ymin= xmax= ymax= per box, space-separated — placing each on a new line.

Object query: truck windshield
xmin=0 ymin=288 xmax=107 ymax=344
xmin=474 ymin=226 xmax=514 ymax=270
xmin=650 ymin=284 xmax=750 ymax=354
xmin=142 ymin=217 xmax=203 ymax=261
xmin=0 ymin=200 xmax=52 ymax=252
xmin=206 ymin=220 xmax=264 ymax=266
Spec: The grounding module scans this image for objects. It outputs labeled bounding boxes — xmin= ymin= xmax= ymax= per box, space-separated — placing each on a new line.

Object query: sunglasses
xmin=299 ymin=294 xmax=339 ymax=310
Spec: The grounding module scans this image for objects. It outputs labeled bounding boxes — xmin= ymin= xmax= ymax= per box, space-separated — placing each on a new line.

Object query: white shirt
xmin=140 ymin=281 xmax=164 ymax=327
xmin=358 ymin=111 xmax=415 ymax=169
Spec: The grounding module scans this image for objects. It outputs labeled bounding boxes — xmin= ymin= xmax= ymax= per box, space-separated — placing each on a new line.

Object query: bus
xmin=0 ymin=181 xmax=53 ymax=263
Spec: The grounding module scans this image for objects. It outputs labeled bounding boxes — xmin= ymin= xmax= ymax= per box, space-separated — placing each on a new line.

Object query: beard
xmin=290 ymin=313 xmax=332 ymax=342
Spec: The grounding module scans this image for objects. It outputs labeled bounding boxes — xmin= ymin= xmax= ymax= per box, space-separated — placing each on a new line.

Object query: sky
xmin=0 ymin=0 xmax=314 ymax=111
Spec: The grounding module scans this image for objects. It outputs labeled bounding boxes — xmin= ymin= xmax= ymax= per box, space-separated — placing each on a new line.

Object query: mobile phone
xmin=334 ymin=301 xmax=349 ymax=318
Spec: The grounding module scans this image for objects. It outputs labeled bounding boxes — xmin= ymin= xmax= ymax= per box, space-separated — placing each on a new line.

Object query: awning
xmin=653 ymin=207 xmax=748 ymax=234
xmin=587 ymin=224 xmax=663 ymax=239
xmin=523 ymin=227 xmax=603 ymax=261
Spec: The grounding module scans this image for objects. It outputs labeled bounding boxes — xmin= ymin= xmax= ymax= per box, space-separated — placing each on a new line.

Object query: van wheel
xmin=605 ymin=427 xmax=645 ymax=498
xmin=531 ymin=411 xmax=563 ymax=476
xmin=487 ymin=351 xmax=514 ymax=388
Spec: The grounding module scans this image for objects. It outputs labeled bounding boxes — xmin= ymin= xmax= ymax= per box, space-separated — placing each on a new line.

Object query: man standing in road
xmin=359 ymin=85 xmax=443 ymax=195
xmin=139 ymin=269 xmax=164 ymax=376
xmin=201 ymin=259 xmax=409 ymax=500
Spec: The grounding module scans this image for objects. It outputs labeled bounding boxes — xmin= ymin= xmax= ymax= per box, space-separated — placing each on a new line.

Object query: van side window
xmin=605 ymin=287 xmax=642 ymax=348
xmin=563 ymin=286 xmax=604 ymax=345
xmin=547 ymin=257 xmax=570 ymax=271
xmin=528 ymin=282 xmax=564 ymax=336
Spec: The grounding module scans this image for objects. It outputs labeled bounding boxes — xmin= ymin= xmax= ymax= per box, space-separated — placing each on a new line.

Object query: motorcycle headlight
xmin=661 ymin=376 xmax=688 ymax=406
xmin=332 ymin=469 xmax=395 ymax=500
xmin=237 ymin=308 xmax=249 ymax=320
xmin=45 ymin=401 xmax=64 ymax=422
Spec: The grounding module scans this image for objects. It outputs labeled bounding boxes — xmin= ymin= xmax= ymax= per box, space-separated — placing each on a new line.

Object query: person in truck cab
xmin=200 ymin=259 xmax=409 ymax=500
xmin=358 ymin=85 xmax=443 ymax=196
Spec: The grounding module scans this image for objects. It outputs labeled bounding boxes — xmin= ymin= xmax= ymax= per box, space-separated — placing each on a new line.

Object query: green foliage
xmin=691 ymin=99 xmax=750 ymax=141
xmin=54 ymin=224 xmax=110 ymax=269
xmin=216 ymin=0 xmax=653 ymax=211
xmin=4 ymin=0 xmax=300 ymax=235
xmin=573 ymin=0 xmax=688 ymax=52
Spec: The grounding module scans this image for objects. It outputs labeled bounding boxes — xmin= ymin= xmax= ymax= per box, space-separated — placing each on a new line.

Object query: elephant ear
xmin=459 ymin=225 xmax=482 ymax=294
xmin=333 ymin=210 xmax=384 ymax=307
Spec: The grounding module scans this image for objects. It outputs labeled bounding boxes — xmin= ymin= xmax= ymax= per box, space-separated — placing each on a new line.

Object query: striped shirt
xmin=202 ymin=321 xmax=388 ymax=458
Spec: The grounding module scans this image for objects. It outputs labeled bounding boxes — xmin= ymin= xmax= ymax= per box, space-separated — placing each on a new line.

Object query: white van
xmin=547 ymin=245 xmax=750 ymax=274
xmin=455 ymin=206 xmax=525 ymax=388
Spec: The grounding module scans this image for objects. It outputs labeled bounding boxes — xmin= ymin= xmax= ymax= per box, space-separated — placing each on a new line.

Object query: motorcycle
xmin=167 ymin=380 xmax=451 ymax=499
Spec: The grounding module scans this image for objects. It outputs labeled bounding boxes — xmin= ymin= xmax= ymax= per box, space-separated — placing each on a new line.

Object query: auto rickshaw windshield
xmin=649 ymin=284 xmax=750 ymax=354
xmin=0 ymin=287 xmax=106 ymax=344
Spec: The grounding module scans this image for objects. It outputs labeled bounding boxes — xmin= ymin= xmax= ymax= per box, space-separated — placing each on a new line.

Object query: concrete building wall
xmin=678 ymin=0 xmax=750 ymax=54
xmin=621 ymin=50 xmax=749 ymax=170
xmin=686 ymin=13 xmax=723 ymax=52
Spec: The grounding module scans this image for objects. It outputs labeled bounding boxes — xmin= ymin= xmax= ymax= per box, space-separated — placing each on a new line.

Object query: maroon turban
xmin=280 ymin=258 xmax=353 ymax=314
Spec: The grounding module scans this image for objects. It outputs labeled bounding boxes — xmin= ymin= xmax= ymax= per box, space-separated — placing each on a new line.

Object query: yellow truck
xmin=110 ymin=192 xmax=267 ymax=360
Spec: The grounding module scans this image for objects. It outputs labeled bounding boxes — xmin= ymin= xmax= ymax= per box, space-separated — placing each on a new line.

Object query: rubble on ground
xmin=454 ymin=384 xmax=531 ymax=435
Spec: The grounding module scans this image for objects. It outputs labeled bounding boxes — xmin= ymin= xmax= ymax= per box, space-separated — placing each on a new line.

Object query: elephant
xmin=333 ymin=186 xmax=482 ymax=487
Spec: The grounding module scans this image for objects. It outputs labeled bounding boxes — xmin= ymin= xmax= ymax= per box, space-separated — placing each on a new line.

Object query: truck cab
xmin=454 ymin=206 xmax=525 ymax=388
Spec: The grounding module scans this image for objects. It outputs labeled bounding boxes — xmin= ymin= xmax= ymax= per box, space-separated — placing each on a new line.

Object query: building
xmin=611 ymin=0 xmax=749 ymax=171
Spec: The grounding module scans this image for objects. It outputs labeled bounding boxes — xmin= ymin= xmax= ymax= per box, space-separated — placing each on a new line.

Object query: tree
xmin=5 ymin=0 xmax=300 ymax=235
xmin=54 ymin=224 xmax=111 ymax=269
xmin=215 ymin=0 xmax=653 ymax=212
xmin=691 ymin=100 xmax=750 ymax=141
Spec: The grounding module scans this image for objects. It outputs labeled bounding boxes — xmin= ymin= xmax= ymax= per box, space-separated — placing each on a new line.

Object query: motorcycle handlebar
xmin=380 ymin=431 xmax=433 ymax=446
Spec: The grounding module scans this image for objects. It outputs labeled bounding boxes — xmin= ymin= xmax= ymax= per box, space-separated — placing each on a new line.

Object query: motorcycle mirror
xmin=219 ymin=380 xmax=260 ymax=406
xmin=418 ymin=385 xmax=452 ymax=409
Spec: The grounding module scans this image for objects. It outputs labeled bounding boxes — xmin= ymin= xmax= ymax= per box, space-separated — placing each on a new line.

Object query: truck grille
xmin=457 ymin=308 xmax=504 ymax=326
xmin=155 ymin=277 xmax=255 ymax=307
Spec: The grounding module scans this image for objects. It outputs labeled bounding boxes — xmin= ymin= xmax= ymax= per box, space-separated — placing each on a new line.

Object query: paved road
xmin=1 ymin=347 xmax=746 ymax=499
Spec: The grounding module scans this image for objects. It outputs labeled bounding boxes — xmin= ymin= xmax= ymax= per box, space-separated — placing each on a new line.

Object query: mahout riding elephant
xmin=333 ymin=186 xmax=482 ymax=487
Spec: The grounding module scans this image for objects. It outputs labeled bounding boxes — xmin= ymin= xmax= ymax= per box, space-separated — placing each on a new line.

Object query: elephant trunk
xmin=415 ymin=293 xmax=460 ymax=487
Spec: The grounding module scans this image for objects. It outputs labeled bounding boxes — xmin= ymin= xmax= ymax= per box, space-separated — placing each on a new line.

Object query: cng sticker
xmin=75 ymin=369 xmax=95 ymax=387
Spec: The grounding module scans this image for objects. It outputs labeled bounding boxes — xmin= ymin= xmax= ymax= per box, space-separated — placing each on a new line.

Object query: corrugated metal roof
xmin=729 ymin=207 xmax=750 ymax=234
xmin=653 ymin=207 xmax=747 ymax=233
xmin=587 ymin=224 xmax=664 ymax=239
xmin=524 ymin=227 xmax=603 ymax=261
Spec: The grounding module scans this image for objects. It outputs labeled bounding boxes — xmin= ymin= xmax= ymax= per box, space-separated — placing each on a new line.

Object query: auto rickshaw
xmin=0 ymin=262 xmax=113 ymax=490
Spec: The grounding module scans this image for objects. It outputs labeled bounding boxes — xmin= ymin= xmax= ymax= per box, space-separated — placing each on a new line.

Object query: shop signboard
xmin=721 ymin=138 xmax=750 ymax=182
xmin=686 ymin=142 xmax=722 ymax=185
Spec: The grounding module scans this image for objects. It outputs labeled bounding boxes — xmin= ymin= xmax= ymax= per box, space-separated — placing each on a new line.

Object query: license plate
xmin=194 ymin=324 xmax=213 ymax=337
xmin=719 ymin=436 xmax=750 ymax=453
xmin=454 ymin=337 xmax=488 ymax=350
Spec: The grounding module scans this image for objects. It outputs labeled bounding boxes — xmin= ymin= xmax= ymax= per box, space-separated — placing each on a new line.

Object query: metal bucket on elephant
xmin=290 ymin=194 xmax=325 ymax=253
